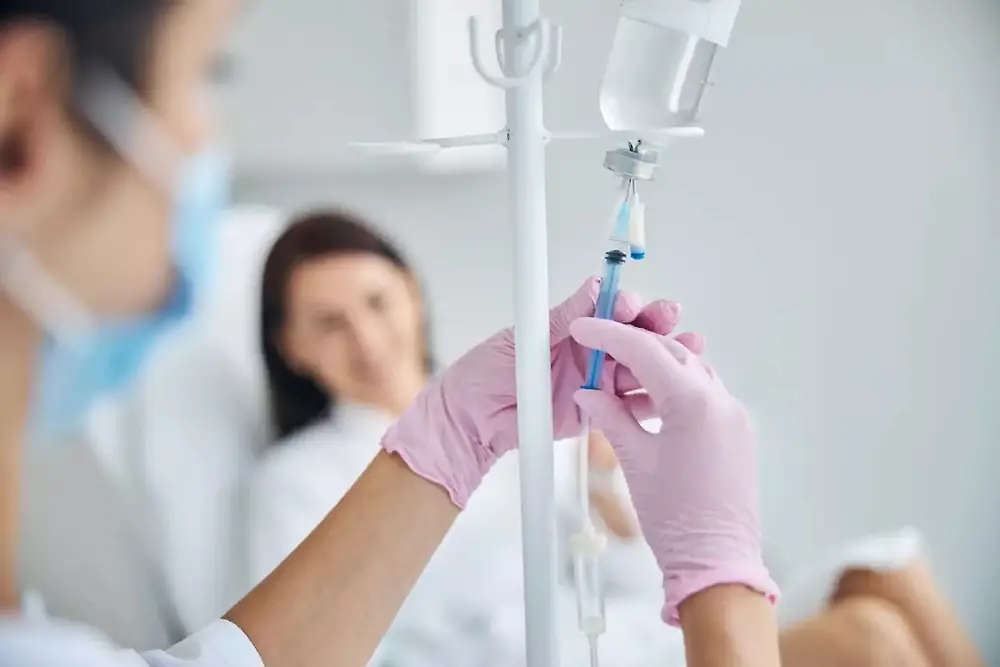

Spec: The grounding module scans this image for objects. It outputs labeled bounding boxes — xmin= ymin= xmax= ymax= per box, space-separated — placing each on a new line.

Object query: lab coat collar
xmin=329 ymin=401 xmax=396 ymax=439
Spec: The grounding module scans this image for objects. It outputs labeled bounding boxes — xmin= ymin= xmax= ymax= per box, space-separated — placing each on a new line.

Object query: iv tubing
xmin=576 ymin=424 xmax=591 ymax=520
xmin=574 ymin=420 xmax=606 ymax=667
xmin=501 ymin=1 xmax=559 ymax=666
xmin=573 ymin=186 xmax=635 ymax=667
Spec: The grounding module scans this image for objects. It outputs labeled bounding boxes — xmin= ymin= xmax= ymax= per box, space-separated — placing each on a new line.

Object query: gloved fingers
xmin=549 ymin=278 xmax=599 ymax=345
xmin=573 ymin=317 xmax=683 ymax=401
xmin=673 ymin=331 xmax=706 ymax=356
xmin=611 ymin=330 xmax=704 ymax=392
xmin=662 ymin=337 xmax=701 ymax=365
xmin=612 ymin=363 xmax=641 ymax=394
xmin=574 ymin=389 xmax=650 ymax=450
xmin=631 ymin=300 xmax=680 ymax=337
xmin=660 ymin=338 xmax=730 ymax=395
xmin=620 ymin=391 xmax=656 ymax=422
xmin=549 ymin=278 xmax=643 ymax=345
xmin=631 ymin=301 xmax=703 ymax=356
xmin=613 ymin=290 xmax=644 ymax=328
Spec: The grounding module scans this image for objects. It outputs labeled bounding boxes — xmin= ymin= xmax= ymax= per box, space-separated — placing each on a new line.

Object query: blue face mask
xmin=26 ymin=147 xmax=230 ymax=443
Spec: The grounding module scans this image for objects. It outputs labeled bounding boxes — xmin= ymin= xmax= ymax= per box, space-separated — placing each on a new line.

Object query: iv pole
xmin=358 ymin=5 xmax=652 ymax=666
xmin=352 ymin=8 xmax=707 ymax=667
xmin=356 ymin=6 xmax=568 ymax=663
xmin=349 ymin=5 xmax=726 ymax=665
xmin=468 ymin=4 xmax=563 ymax=667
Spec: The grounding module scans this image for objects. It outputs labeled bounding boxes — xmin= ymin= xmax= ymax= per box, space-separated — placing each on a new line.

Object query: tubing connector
xmin=603 ymin=141 xmax=659 ymax=181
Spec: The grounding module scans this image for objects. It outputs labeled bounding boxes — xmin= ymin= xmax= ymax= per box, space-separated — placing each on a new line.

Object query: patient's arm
xmin=587 ymin=430 xmax=639 ymax=540
xmin=832 ymin=561 xmax=984 ymax=666
xmin=225 ymin=450 xmax=459 ymax=667
xmin=680 ymin=585 xmax=782 ymax=667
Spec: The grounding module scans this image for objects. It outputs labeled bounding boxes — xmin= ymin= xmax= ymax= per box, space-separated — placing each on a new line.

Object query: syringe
xmin=572 ymin=177 xmax=645 ymax=667
xmin=583 ymin=176 xmax=641 ymax=391
xmin=582 ymin=247 xmax=628 ymax=391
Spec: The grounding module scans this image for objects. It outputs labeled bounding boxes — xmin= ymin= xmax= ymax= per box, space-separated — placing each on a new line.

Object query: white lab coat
xmin=0 ymin=617 xmax=261 ymax=667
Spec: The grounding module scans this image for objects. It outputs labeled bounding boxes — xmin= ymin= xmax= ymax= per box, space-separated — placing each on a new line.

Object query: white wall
xmin=230 ymin=0 xmax=1000 ymax=657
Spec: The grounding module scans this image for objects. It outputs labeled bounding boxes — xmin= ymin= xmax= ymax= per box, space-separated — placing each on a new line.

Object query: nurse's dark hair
xmin=260 ymin=210 xmax=435 ymax=440
xmin=0 ymin=1 xmax=171 ymax=137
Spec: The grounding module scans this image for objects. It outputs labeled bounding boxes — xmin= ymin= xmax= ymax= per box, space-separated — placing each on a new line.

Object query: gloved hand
xmin=381 ymin=277 xmax=694 ymax=508
xmin=570 ymin=318 xmax=779 ymax=626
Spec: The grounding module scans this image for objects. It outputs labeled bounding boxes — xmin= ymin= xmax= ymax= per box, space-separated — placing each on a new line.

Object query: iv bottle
xmin=599 ymin=0 xmax=742 ymax=133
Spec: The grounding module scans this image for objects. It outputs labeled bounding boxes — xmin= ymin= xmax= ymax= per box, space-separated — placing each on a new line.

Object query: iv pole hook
xmin=469 ymin=16 xmax=562 ymax=89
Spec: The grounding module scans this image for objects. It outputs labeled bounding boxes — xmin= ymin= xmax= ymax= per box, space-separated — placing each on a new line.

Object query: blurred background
xmin=18 ymin=0 xmax=1000 ymax=661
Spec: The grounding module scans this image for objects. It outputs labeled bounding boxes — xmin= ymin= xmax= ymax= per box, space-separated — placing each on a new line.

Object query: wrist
xmin=661 ymin=561 xmax=780 ymax=627
xmin=677 ymin=584 xmax=782 ymax=667
xmin=380 ymin=385 xmax=495 ymax=509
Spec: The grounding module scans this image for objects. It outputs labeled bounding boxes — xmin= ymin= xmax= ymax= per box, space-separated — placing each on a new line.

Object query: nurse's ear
xmin=0 ymin=22 xmax=72 ymax=234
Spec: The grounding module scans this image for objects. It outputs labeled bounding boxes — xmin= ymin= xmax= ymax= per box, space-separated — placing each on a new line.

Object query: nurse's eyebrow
xmin=307 ymin=306 xmax=346 ymax=322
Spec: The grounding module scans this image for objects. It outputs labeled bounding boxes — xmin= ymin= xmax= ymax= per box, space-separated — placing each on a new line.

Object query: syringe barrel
xmin=582 ymin=250 xmax=627 ymax=390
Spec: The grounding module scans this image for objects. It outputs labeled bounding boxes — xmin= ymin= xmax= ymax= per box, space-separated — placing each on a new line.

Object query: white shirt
xmin=0 ymin=618 xmax=262 ymax=667
xmin=243 ymin=403 xmax=396 ymax=584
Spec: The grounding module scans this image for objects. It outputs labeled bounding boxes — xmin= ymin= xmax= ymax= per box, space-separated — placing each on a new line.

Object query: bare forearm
xmin=679 ymin=585 xmax=782 ymax=667
xmin=226 ymin=450 xmax=459 ymax=667
xmin=834 ymin=562 xmax=985 ymax=667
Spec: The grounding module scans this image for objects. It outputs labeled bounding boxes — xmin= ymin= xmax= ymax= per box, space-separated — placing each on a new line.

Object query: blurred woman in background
xmin=249 ymin=210 xmax=436 ymax=582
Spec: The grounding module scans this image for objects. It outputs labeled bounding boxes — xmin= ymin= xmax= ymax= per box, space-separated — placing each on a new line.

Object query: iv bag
xmin=599 ymin=16 xmax=719 ymax=132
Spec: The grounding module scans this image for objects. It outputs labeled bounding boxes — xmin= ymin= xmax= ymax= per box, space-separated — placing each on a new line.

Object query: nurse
xmin=0 ymin=1 xmax=783 ymax=666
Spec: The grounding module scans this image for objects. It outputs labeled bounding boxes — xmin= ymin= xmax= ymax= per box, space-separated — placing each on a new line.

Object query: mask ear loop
xmin=0 ymin=65 xmax=190 ymax=346
xmin=74 ymin=63 xmax=184 ymax=195
xmin=0 ymin=242 xmax=95 ymax=348
xmin=75 ymin=64 xmax=199 ymax=309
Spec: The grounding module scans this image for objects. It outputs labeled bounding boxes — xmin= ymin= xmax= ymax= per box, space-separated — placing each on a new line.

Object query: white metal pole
xmin=500 ymin=1 xmax=559 ymax=666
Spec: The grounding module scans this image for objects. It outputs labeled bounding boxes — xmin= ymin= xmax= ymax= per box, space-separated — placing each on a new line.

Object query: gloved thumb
xmin=574 ymin=389 xmax=650 ymax=453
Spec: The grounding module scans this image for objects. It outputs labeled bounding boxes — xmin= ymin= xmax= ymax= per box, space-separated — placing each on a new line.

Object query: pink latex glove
xmin=381 ymin=278 xmax=689 ymax=508
xmin=570 ymin=318 xmax=779 ymax=626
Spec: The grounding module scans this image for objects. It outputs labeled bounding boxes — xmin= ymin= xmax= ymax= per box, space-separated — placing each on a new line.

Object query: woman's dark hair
xmin=1 ymin=1 xmax=171 ymax=140
xmin=260 ymin=210 xmax=434 ymax=440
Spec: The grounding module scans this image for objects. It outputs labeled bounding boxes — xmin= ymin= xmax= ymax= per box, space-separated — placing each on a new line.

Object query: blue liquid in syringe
xmin=582 ymin=249 xmax=627 ymax=390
